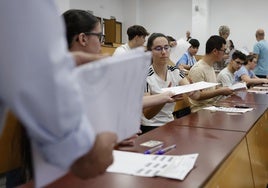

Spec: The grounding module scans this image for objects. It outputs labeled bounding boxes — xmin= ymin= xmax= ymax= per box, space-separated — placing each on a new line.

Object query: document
xmin=161 ymin=81 xmax=219 ymax=95
xmin=228 ymin=82 xmax=247 ymax=91
xmin=32 ymin=48 xmax=151 ymax=188
xmin=73 ymin=48 xmax=150 ymax=141
xmin=107 ymin=150 xmax=199 ymax=181
xmin=203 ymin=106 xmax=254 ymax=113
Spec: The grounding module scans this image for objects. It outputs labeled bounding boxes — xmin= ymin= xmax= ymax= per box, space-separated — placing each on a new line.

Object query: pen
xmin=143 ymin=144 xmax=163 ymax=154
xmin=234 ymin=105 xmax=249 ymax=109
xmin=155 ymin=144 xmax=176 ymax=155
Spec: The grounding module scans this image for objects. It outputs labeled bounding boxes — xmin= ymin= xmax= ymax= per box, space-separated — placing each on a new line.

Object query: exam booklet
xmin=161 ymin=81 xmax=219 ymax=95
xmin=107 ymin=150 xmax=199 ymax=181
xmin=228 ymin=82 xmax=247 ymax=91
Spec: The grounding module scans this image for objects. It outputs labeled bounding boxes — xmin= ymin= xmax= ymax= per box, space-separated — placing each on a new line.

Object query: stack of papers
xmin=107 ymin=150 xmax=198 ymax=180
xmin=161 ymin=81 xmax=219 ymax=95
xmin=203 ymin=106 xmax=254 ymax=113
xmin=228 ymin=82 xmax=247 ymax=91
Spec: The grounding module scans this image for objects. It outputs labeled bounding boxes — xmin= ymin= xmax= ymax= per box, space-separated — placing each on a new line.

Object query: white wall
xmin=209 ymin=0 xmax=268 ymax=54
xmin=56 ymin=0 xmax=268 ymax=55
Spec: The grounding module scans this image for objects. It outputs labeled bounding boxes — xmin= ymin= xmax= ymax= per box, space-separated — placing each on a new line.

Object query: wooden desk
xmin=42 ymin=126 xmax=245 ymax=188
xmin=172 ymin=104 xmax=267 ymax=132
xmin=221 ymin=91 xmax=268 ymax=105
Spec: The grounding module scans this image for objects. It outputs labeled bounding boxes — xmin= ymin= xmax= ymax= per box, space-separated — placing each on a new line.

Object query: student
xmin=253 ymin=29 xmax=268 ymax=78
xmin=141 ymin=33 xmax=197 ymax=134
xmin=188 ymin=35 xmax=233 ymax=112
xmin=186 ymin=30 xmax=192 ymax=41
xmin=0 ymin=1 xmax=117 ymax=186
xmin=113 ymin=25 xmax=149 ymax=56
xmin=217 ymin=50 xmax=246 ymax=87
xmin=234 ymin=54 xmax=268 ymax=86
xmin=176 ymin=38 xmax=200 ymax=71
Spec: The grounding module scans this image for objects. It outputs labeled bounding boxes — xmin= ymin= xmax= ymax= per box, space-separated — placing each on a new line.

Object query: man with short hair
xmin=113 ymin=25 xmax=149 ymax=55
xmin=188 ymin=35 xmax=233 ymax=112
xmin=217 ymin=50 xmax=246 ymax=86
xmin=253 ymin=28 xmax=268 ymax=78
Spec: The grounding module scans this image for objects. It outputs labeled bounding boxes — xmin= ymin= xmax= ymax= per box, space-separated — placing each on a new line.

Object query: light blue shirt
xmin=0 ymin=0 xmax=95 ymax=169
xmin=253 ymin=40 xmax=268 ymax=76
xmin=176 ymin=51 xmax=196 ymax=67
xmin=234 ymin=66 xmax=255 ymax=82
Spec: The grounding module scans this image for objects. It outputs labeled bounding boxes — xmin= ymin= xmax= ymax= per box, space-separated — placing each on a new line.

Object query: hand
xmin=70 ymin=132 xmax=117 ymax=179
xmin=116 ymin=132 xmax=141 ymax=147
xmin=72 ymin=51 xmax=110 ymax=66
xmin=218 ymin=87 xmax=234 ymax=96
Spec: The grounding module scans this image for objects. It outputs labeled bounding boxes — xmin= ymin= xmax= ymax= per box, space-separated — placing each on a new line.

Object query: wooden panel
xmin=104 ymin=19 xmax=116 ymax=44
xmin=0 ymin=111 xmax=22 ymax=173
xmin=115 ymin=22 xmax=122 ymax=43
xmin=204 ymin=138 xmax=254 ymax=188
xmin=246 ymin=109 xmax=268 ymax=188
xmin=101 ymin=45 xmax=116 ymax=55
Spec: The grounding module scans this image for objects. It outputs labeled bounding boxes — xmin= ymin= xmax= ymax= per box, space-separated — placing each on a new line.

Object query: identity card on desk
xmin=107 ymin=150 xmax=199 ymax=181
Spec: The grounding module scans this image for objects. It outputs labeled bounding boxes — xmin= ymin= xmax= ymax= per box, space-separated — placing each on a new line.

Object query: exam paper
xmin=203 ymin=106 xmax=254 ymax=113
xmin=73 ymin=48 xmax=151 ymax=141
xmin=228 ymin=82 xmax=247 ymax=91
xmin=107 ymin=150 xmax=198 ymax=181
xmin=161 ymin=81 xmax=219 ymax=95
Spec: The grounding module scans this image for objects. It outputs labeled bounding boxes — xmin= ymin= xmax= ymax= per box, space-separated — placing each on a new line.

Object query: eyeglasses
xmin=235 ymin=60 xmax=244 ymax=65
xmin=84 ymin=32 xmax=105 ymax=43
xmin=153 ymin=45 xmax=171 ymax=52
xmin=218 ymin=49 xmax=227 ymax=53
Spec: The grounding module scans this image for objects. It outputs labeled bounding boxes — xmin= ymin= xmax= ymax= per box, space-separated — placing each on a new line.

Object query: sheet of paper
xmin=203 ymin=106 xmax=254 ymax=113
xmin=107 ymin=150 xmax=198 ymax=181
xmin=161 ymin=81 xmax=219 ymax=95
xmin=33 ymin=48 xmax=151 ymax=187
xmin=247 ymin=89 xmax=268 ymax=94
xmin=169 ymin=38 xmax=190 ymax=64
xmin=73 ymin=48 xmax=151 ymax=141
xmin=228 ymin=82 xmax=247 ymax=91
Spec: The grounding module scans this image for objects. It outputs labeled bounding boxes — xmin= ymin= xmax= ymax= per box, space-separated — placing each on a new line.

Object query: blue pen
xmin=155 ymin=144 xmax=176 ymax=155
xmin=144 ymin=144 xmax=163 ymax=154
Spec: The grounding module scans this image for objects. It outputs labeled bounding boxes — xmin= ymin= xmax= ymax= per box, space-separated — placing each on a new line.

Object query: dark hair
xmin=146 ymin=33 xmax=168 ymax=51
xmin=189 ymin=38 xmax=200 ymax=48
xmin=232 ymin=50 xmax=246 ymax=62
xmin=62 ymin=9 xmax=99 ymax=48
xmin=228 ymin=40 xmax=234 ymax=49
xmin=127 ymin=25 xmax=149 ymax=40
xmin=166 ymin=36 xmax=176 ymax=42
xmin=245 ymin=54 xmax=256 ymax=65
xmin=205 ymin=35 xmax=226 ymax=54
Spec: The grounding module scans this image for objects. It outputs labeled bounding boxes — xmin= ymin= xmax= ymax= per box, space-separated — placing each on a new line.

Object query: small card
xmin=140 ymin=140 xmax=163 ymax=147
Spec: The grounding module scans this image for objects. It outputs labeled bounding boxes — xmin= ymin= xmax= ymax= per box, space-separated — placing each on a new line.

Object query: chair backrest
xmin=0 ymin=111 xmax=22 ymax=173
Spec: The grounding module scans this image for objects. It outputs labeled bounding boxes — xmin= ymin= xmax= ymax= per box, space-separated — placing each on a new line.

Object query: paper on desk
xmin=247 ymin=89 xmax=268 ymax=94
xmin=161 ymin=81 xmax=219 ymax=95
xmin=32 ymin=48 xmax=151 ymax=188
xmin=169 ymin=38 xmax=190 ymax=64
xmin=73 ymin=48 xmax=151 ymax=141
xmin=203 ymin=106 xmax=254 ymax=113
xmin=107 ymin=150 xmax=198 ymax=181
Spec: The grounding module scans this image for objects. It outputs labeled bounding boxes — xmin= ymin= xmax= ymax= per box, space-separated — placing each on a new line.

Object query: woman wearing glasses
xmin=141 ymin=33 xmax=196 ymax=134
xmin=63 ymin=9 xmax=105 ymax=55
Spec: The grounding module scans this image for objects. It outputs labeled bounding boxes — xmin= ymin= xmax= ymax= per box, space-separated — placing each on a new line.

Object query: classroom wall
xmin=55 ymin=0 xmax=268 ymax=55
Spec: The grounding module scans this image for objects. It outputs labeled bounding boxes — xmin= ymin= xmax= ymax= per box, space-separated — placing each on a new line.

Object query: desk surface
xmin=172 ymin=104 xmax=267 ymax=132
xmin=42 ymin=126 xmax=245 ymax=188
xmin=221 ymin=91 xmax=268 ymax=105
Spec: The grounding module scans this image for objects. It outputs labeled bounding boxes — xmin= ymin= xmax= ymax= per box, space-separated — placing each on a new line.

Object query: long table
xmin=20 ymin=91 xmax=268 ymax=188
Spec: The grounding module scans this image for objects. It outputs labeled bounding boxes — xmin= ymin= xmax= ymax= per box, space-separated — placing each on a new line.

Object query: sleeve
xmin=253 ymin=43 xmax=260 ymax=55
xmin=217 ymin=72 xmax=230 ymax=87
xmin=188 ymin=66 xmax=205 ymax=83
xmin=0 ymin=0 xmax=95 ymax=169
xmin=235 ymin=67 xmax=248 ymax=79
xmin=176 ymin=53 xmax=188 ymax=66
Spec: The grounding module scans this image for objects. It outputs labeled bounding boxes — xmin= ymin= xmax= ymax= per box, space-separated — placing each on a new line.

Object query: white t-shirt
xmin=113 ymin=43 xmax=131 ymax=56
xmin=141 ymin=65 xmax=184 ymax=127
xmin=217 ymin=67 xmax=234 ymax=87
